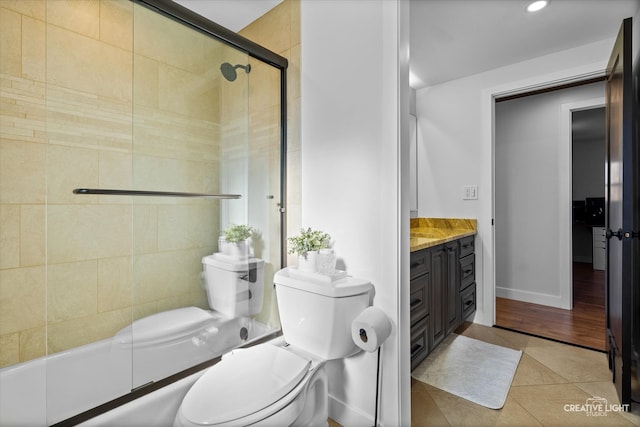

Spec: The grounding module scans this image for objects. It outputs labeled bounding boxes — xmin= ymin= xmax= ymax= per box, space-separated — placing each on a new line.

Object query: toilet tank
xmin=273 ymin=268 xmax=373 ymax=360
xmin=202 ymin=255 xmax=265 ymax=317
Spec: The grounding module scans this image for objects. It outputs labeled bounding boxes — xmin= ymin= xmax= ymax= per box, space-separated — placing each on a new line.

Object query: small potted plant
xmin=288 ymin=227 xmax=331 ymax=272
xmin=223 ymin=224 xmax=254 ymax=259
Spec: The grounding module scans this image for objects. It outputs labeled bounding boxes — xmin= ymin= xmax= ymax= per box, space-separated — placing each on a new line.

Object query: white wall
xmin=300 ymin=1 xmax=410 ymax=426
xmin=416 ymin=37 xmax=616 ymax=325
xmin=494 ymin=83 xmax=604 ymax=307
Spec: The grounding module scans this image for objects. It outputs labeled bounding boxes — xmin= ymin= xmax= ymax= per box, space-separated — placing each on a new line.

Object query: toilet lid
xmin=181 ymin=345 xmax=311 ymax=425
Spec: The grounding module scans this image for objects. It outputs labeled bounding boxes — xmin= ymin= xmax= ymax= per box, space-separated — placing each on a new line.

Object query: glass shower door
xmin=129 ymin=1 xmax=283 ymax=389
xmin=0 ymin=1 xmax=285 ymax=424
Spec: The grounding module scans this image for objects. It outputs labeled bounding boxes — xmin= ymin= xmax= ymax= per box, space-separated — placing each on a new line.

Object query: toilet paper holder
xmin=351 ymin=305 xmax=392 ymax=427
xmin=351 ymin=306 xmax=392 ymax=353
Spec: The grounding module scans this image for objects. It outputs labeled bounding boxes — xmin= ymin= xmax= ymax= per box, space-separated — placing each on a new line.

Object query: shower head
xmin=220 ymin=62 xmax=251 ymax=82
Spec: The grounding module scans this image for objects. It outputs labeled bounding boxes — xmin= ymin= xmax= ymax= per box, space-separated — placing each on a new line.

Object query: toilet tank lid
xmin=114 ymin=307 xmax=215 ymax=346
xmin=202 ymin=254 xmax=264 ymax=271
xmin=181 ymin=345 xmax=310 ymax=425
xmin=274 ymin=268 xmax=373 ymax=298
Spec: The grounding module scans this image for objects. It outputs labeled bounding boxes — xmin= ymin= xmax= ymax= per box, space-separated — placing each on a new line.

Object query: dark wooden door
xmin=605 ymin=17 xmax=637 ymax=408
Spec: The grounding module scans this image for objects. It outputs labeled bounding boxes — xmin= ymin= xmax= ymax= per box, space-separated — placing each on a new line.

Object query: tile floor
xmin=411 ymin=323 xmax=640 ymax=426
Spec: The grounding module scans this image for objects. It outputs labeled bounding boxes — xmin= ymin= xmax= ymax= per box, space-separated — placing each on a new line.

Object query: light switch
xmin=463 ymin=185 xmax=478 ymax=200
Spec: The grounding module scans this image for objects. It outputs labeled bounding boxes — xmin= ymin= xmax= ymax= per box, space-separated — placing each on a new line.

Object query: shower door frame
xmin=51 ymin=1 xmax=288 ymax=425
xmin=135 ymin=0 xmax=289 ymax=268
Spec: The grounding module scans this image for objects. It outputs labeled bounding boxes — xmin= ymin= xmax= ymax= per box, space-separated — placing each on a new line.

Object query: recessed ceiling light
xmin=526 ymin=0 xmax=548 ymax=12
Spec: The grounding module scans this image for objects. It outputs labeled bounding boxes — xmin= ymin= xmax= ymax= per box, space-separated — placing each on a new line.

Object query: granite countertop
xmin=410 ymin=218 xmax=477 ymax=252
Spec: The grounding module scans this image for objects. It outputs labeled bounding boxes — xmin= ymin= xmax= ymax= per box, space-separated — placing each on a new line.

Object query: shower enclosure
xmin=0 ymin=0 xmax=287 ymax=424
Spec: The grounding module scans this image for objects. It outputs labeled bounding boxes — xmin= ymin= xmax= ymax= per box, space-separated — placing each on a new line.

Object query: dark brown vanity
xmin=410 ymin=219 xmax=476 ymax=370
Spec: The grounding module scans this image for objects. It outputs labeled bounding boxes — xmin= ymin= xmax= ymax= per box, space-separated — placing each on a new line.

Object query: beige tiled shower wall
xmin=239 ymin=0 xmax=301 ymax=328
xmin=0 ymin=0 xmax=246 ymax=367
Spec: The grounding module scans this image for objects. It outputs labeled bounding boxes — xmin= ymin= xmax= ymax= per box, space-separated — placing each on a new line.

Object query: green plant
xmin=288 ymin=227 xmax=330 ymax=255
xmin=223 ymin=224 xmax=254 ymax=243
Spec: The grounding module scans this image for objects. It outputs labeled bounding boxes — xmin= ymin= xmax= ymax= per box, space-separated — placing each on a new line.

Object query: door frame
xmin=560 ymin=97 xmax=606 ymax=308
xmin=480 ymin=64 xmax=607 ymax=325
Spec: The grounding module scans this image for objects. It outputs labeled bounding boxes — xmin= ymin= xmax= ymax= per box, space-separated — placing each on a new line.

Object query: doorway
xmin=493 ymin=81 xmax=607 ymax=351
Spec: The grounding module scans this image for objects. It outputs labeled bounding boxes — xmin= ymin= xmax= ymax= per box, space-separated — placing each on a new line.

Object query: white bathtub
xmin=78 ymin=370 xmax=206 ymax=427
xmin=0 ymin=307 xmax=276 ymax=426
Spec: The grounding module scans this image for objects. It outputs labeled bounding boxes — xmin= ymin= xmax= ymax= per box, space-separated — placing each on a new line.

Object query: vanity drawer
xmin=410 ymin=315 xmax=430 ymax=370
xmin=459 ymin=236 xmax=474 ymax=258
xmin=410 ymin=275 xmax=429 ymax=326
xmin=410 ymin=249 xmax=429 ymax=279
xmin=459 ymin=253 xmax=475 ymax=291
xmin=461 ymin=282 xmax=476 ymax=320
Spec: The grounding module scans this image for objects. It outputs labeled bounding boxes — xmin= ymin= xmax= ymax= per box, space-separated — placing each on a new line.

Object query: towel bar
xmin=73 ymin=188 xmax=241 ymax=199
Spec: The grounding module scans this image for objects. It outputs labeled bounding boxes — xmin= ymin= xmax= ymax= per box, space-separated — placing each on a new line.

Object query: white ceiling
xmin=410 ymin=0 xmax=640 ymax=88
xmin=173 ymin=0 xmax=283 ymax=32
xmin=174 ymin=0 xmax=638 ymax=90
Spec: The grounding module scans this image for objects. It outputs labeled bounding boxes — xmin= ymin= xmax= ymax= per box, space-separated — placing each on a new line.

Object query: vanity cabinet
xmin=410 ymin=235 xmax=476 ymax=370
xmin=458 ymin=236 xmax=476 ymax=321
xmin=410 ymin=249 xmax=431 ymax=370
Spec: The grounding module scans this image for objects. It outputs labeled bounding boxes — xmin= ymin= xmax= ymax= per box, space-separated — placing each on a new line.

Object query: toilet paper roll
xmin=351 ymin=306 xmax=392 ymax=353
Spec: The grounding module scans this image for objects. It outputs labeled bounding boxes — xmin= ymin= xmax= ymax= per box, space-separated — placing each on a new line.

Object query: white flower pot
xmin=218 ymin=237 xmax=231 ymax=255
xmin=298 ymin=251 xmax=318 ymax=273
xmin=230 ymin=240 xmax=249 ymax=259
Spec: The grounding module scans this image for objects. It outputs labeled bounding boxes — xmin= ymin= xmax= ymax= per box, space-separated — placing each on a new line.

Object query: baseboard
xmin=495 ymin=287 xmax=570 ymax=309
xmin=328 ymin=395 xmax=373 ymax=427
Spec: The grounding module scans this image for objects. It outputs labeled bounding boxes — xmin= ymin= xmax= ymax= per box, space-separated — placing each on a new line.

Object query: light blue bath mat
xmin=412 ymin=333 xmax=522 ymax=409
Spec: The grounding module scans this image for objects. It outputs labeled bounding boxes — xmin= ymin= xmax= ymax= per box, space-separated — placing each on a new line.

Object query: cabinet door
xmin=430 ymin=246 xmax=446 ymax=349
xmin=410 ymin=316 xmax=430 ymax=370
xmin=410 ymin=249 xmax=429 ymax=279
xmin=410 ymin=272 xmax=430 ymax=326
xmin=446 ymin=242 xmax=460 ymax=334
xmin=460 ymin=253 xmax=475 ymax=291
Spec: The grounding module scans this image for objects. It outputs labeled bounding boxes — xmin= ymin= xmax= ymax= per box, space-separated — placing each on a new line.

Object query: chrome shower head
xmin=220 ymin=62 xmax=251 ymax=82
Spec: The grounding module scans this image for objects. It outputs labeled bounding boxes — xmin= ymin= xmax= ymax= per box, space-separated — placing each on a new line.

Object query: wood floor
xmin=495 ymin=262 xmax=606 ymax=351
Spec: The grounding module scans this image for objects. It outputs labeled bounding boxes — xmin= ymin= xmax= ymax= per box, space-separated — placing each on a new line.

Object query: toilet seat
xmin=178 ymin=345 xmax=311 ymax=426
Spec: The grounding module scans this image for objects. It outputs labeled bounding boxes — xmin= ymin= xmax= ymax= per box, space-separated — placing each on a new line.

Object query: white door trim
xmin=480 ymin=62 xmax=607 ymax=326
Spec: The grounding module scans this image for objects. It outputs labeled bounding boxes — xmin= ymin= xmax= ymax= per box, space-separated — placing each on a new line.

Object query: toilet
xmin=201 ymin=254 xmax=265 ymax=318
xmin=174 ymin=267 xmax=374 ymax=427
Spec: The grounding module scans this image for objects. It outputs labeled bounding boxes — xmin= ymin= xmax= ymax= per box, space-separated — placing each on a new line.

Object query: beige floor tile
xmin=575 ymin=381 xmax=640 ymax=425
xmin=524 ymin=336 xmax=610 ymax=383
xmin=510 ymin=383 xmax=635 ymax=426
xmin=411 ymin=379 xmax=450 ymax=426
xmin=422 ymin=381 xmax=541 ymax=427
xmin=414 ymin=324 xmax=639 ymax=426
xmin=511 ymin=353 xmax=569 ymax=387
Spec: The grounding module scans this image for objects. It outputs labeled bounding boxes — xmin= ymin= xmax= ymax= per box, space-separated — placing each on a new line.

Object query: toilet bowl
xmin=174 ymin=341 xmax=328 ymax=427
xmin=175 ymin=268 xmax=373 ymax=427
